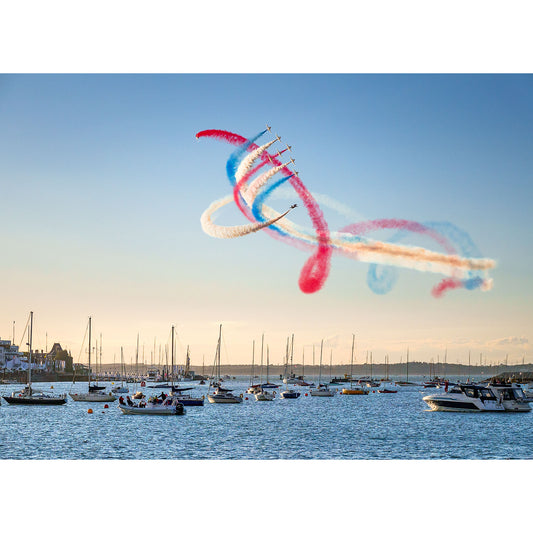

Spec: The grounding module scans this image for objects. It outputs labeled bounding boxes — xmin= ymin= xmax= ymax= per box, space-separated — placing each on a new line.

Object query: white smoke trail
xmin=200 ymin=195 xmax=295 ymax=239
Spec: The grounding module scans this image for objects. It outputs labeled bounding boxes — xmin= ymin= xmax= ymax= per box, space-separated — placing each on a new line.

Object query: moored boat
xmin=423 ymin=382 xmax=531 ymax=412
xmin=206 ymin=325 xmax=243 ymax=404
xmin=2 ymin=312 xmax=67 ymax=406
xmin=69 ymin=317 xmax=117 ymax=403
xmin=118 ymin=395 xmax=185 ymax=415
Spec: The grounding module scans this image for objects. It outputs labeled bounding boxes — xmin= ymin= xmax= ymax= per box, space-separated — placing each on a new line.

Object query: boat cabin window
xmin=463 ymin=387 xmax=478 ymax=398
xmin=500 ymin=389 xmax=515 ymax=400
xmin=478 ymin=389 xmax=496 ymax=400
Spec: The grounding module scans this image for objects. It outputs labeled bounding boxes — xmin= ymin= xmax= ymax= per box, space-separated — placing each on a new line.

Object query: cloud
xmin=487 ymin=336 xmax=530 ymax=348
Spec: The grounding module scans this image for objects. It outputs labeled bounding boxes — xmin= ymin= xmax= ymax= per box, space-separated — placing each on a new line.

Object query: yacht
xmin=423 ymin=382 xmax=531 ymax=412
xmin=310 ymin=383 xmax=335 ymax=397
xmin=206 ymin=325 xmax=243 ymax=404
xmin=207 ymin=385 xmax=243 ymax=404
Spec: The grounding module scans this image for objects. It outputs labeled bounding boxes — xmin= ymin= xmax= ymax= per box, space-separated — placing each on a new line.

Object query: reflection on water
xmin=1 ymin=379 xmax=532 ymax=459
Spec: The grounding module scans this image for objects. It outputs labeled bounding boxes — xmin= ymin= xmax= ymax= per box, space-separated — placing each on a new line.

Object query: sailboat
xmin=2 ymin=311 xmax=67 ymax=405
xmin=169 ymin=328 xmax=204 ymax=406
xmin=255 ymin=337 xmax=275 ymax=401
xmin=69 ymin=317 xmax=117 ymax=402
xmin=342 ymin=334 xmax=368 ymax=395
xmin=112 ymin=347 xmax=129 ymax=394
xmin=395 ymin=347 xmax=417 ymax=386
xmin=310 ymin=339 xmax=335 ymax=396
xmin=378 ymin=354 xmax=398 ymax=393
xmin=280 ymin=335 xmax=300 ymax=399
xmin=207 ymin=325 xmax=243 ymax=404
xmin=246 ymin=340 xmax=261 ymax=394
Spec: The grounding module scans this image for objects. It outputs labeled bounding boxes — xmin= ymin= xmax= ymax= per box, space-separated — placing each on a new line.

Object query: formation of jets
xmin=266 ymin=125 xmax=298 ymax=211
xmin=266 ymin=124 xmax=297 ymax=173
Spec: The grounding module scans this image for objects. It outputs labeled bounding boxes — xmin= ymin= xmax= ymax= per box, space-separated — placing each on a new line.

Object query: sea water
xmin=1 ymin=378 xmax=532 ymax=460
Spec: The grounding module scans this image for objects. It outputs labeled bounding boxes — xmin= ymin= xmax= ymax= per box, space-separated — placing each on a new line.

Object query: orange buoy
xmin=87 ymin=408 xmax=93 ymax=414
xmin=104 ymin=404 xmax=109 ymax=408
xmin=305 ymin=393 xmax=308 ymax=396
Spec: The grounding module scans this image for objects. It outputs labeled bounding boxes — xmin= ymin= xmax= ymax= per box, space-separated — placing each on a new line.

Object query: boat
xmin=118 ymin=395 xmax=185 ymax=415
xmin=167 ymin=326 xmax=204 ymax=405
xmin=342 ymin=334 xmax=369 ymax=396
xmin=255 ymin=339 xmax=275 ymax=401
xmin=280 ymin=389 xmax=300 ymax=399
xmin=423 ymin=382 xmax=531 ymax=412
xmin=2 ymin=312 xmax=67 ymax=405
xmin=378 ymin=382 xmax=398 ymax=393
xmin=207 ymin=325 xmax=243 ymax=404
xmin=69 ymin=317 xmax=117 ymax=403
xmin=246 ymin=339 xmax=261 ymax=394
xmin=170 ymin=386 xmax=204 ymax=406
xmin=394 ymin=347 xmax=418 ymax=386
xmin=310 ymin=340 xmax=335 ymax=397
xmin=111 ymin=347 xmax=129 ymax=394
xmin=280 ymin=334 xmax=300 ymax=399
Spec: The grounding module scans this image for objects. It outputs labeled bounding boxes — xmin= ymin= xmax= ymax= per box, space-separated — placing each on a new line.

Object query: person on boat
xmin=160 ymin=392 xmax=167 ymax=400
xmin=119 ymin=396 xmax=125 ymax=405
xmin=126 ymin=396 xmax=134 ymax=406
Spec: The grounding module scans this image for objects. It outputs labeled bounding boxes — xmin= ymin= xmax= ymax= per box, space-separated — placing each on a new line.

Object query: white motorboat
xmin=118 ymin=396 xmax=185 ymax=415
xmin=423 ymin=382 xmax=531 ymax=412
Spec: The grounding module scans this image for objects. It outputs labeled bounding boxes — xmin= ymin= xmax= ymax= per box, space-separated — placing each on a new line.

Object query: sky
xmin=1 ymin=2 xmax=533 ymax=529
xmin=1 ymin=73 xmax=532 ymax=368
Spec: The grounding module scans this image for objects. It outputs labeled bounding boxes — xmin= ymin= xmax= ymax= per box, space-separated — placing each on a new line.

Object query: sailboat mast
xmin=290 ymin=334 xmax=294 ymax=375
xmin=217 ymin=324 xmax=222 ymax=381
xmin=406 ymin=347 xmax=409 ymax=382
xmin=260 ymin=334 xmax=264 ymax=386
xmin=249 ymin=340 xmax=255 ymax=387
xmin=28 ymin=311 xmax=33 ymax=386
xmin=329 ymin=349 xmax=332 ymax=383
xmin=171 ymin=325 xmax=175 ymax=386
xmin=88 ymin=316 xmax=92 ymax=388
xmin=318 ymin=339 xmax=323 ymax=385
xmin=120 ymin=346 xmax=124 ymax=387
xmin=266 ymin=345 xmax=270 ymax=384
xmin=350 ymin=334 xmax=355 ymax=389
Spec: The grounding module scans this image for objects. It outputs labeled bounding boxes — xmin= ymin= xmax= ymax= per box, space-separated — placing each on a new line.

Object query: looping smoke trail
xmin=197 ymin=128 xmax=495 ymax=297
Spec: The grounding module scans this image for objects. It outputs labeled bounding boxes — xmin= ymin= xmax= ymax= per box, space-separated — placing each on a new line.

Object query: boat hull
xmin=310 ymin=390 xmax=335 ymax=397
xmin=118 ymin=405 xmax=185 ymax=415
xmin=69 ymin=392 xmax=117 ymax=402
xmin=207 ymin=395 xmax=243 ymax=403
xmin=3 ymin=395 xmax=67 ymax=405
xmin=280 ymin=391 xmax=300 ymax=399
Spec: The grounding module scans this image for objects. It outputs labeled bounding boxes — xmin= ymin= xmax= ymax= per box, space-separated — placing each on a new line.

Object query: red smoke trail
xmin=197 ymin=129 xmax=332 ymax=293
xmin=431 ymin=278 xmax=463 ymax=298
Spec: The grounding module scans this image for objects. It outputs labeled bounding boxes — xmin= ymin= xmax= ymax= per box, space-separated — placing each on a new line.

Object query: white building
xmin=0 ymin=338 xmax=24 ymax=370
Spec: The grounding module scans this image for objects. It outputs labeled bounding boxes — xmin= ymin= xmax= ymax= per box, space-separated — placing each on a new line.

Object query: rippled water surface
xmin=1 ymin=379 xmax=532 ymax=459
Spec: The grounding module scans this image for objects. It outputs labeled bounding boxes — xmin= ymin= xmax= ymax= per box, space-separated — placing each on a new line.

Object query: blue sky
xmin=1 ymin=74 xmax=532 ymax=367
